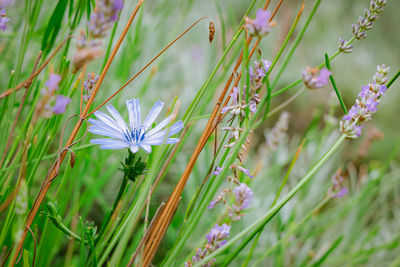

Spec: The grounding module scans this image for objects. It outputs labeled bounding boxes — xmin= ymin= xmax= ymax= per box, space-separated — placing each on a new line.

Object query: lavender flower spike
xmin=186 ymin=223 xmax=230 ymax=266
xmin=340 ymin=64 xmax=390 ymax=139
xmin=89 ymin=99 xmax=183 ymax=153
xmin=205 ymin=223 xmax=230 ymax=247
xmin=245 ymin=9 xmax=274 ymax=37
xmin=230 ymin=183 xmax=253 ymax=221
xmin=302 ymin=67 xmax=331 ymax=89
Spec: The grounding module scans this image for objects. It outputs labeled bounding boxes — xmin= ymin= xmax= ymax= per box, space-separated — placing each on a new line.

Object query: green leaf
xmin=41 ymin=0 xmax=69 ymax=56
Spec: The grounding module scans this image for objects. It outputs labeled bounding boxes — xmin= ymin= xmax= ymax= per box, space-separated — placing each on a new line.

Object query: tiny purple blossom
xmin=236 ymin=165 xmax=253 ymax=178
xmin=206 ymin=224 xmax=230 ymax=244
xmin=233 ymin=183 xmax=253 ymax=210
xmin=52 ymin=95 xmax=71 ymax=114
xmin=45 ymin=74 xmax=61 ymax=92
xmin=302 ymin=67 xmax=331 ymax=89
xmin=333 ymin=187 xmax=349 ymax=198
xmin=213 ymin=166 xmax=223 ymax=175
xmin=245 ymin=9 xmax=274 ymax=36
xmin=0 ymin=15 xmax=9 ymax=31
xmin=328 ymin=170 xmax=349 ymax=198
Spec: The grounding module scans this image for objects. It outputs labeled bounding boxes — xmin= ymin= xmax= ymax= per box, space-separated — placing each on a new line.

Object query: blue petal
xmin=146 ymin=115 xmax=172 ymax=137
xmin=143 ymin=100 xmax=164 ymax=130
xmin=88 ymin=118 xmax=126 ymax=140
xmin=126 ymin=99 xmax=141 ymax=128
xmin=93 ymin=111 xmax=123 ymax=133
xmin=145 ymin=120 xmax=183 ymax=140
xmin=130 ymin=145 xmax=139 ymax=153
xmin=106 ymin=105 xmax=128 ymax=130
xmin=142 ymin=136 xmax=180 ymax=146
xmin=90 ymin=138 xmax=129 ymax=149
xmin=139 ymin=144 xmax=152 ymax=153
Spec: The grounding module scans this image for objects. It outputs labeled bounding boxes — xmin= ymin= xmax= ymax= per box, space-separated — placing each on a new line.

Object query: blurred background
xmin=1 ymin=0 xmax=399 ymax=265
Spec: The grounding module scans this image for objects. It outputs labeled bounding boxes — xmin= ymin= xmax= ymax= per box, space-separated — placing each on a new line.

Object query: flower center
xmin=125 ymin=126 xmax=146 ymax=144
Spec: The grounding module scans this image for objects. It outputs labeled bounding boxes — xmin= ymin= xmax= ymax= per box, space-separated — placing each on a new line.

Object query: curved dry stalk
xmin=141 ymin=1 xmax=284 ymax=265
xmin=85 ymin=16 xmax=212 ymax=119
xmin=8 ymin=1 xmax=145 ymax=265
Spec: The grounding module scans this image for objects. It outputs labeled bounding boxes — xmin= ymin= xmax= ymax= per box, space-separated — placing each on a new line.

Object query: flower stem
xmin=195 ymin=134 xmax=346 ymax=266
xmin=95 ymin=176 xmax=129 ymax=246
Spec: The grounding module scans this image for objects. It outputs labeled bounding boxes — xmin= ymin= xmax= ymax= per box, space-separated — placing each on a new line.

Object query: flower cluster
xmin=89 ymin=99 xmax=183 ymax=153
xmin=244 ymin=9 xmax=275 ymax=37
xmin=338 ymin=38 xmax=353 ymax=53
xmin=229 ymin=183 xmax=253 ymax=221
xmin=0 ymin=0 xmax=12 ymax=31
xmin=83 ymin=72 xmax=99 ymax=101
xmin=327 ymin=169 xmax=348 ymax=198
xmin=73 ymin=0 xmax=124 ymax=70
xmin=208 ymin=163 xmax=253 ymax=211
xmin=222 ymin=59 xmax=270 ymax=117
xmin=265 ymin=111 xmax=290 ymax=151
xmin=37 ymin=74 xmax=71 ymax=117
xmin=302 ymin=67 xmax=331 ymax=89
xmin=185 ymin=224 xmax=230 ymax=267
xmin=352 ymin=0 xmax=386 ymax=40
xmin=340 ymin=64 xmax=390 ymax=139
xmin=338 ymin=0 xmax=386 ymax=53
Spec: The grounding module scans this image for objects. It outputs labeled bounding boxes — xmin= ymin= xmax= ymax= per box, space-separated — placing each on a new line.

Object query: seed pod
xmin=209 ymin=21 xmax=215 ymax=43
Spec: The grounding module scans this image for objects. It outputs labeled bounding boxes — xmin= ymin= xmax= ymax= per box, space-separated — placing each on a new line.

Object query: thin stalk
xmin=95 ymin=176 xmax=129 ymax=246
xmin=271 ymin=0 xmax=321 ymax=88
xmin=252 ymin=197 xmax=331 ymax=266
xmin=195 ymin=135 xmax=346 ymax=266
xmin=9 ymin=1 xmax=145 ymax=264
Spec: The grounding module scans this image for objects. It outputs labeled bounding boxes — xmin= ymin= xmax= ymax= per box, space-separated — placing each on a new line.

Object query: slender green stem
xmin=95 ymin=176 xmax=129 ymax=246
xmin=271 ymin=0 xmax=322 ymax=88
xmin=252 ymin=197 xmax=331 ymax=266
xmin=195 ymin=135 xmax=346 ymax=266
xmin=325 ymin=53 xmax=347 ymax=114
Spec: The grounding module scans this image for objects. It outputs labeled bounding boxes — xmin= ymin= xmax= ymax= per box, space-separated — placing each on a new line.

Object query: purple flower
xmin=302 ymin=67 xmax=331 ymax=89
xmin=245 ymin=9 xmax=274 ymax=37
xmin=229 ymin=183 xmax=253 ymax=221
xmin=338 ymin=37 xmax=353 ymax=53
xmin=233 ymin=183 xmax=253 ymax=210
xmin=83 ymin=72 xmax=99 ymax=101
xmin=0 ymin=14 xmax=9 ymax=31
xmin=44 ymin=74 xmax=61 ymax=92
xmin=213 ymin=166 xmax=223 ymax=175
xmin=52 ymin=95 xmax=71 ymax=114
xmin=328 ymin=170 xmax=349 ymax=198
xmin=88 ymin=0 xmax=124 ymax=38
xmin=206 ymin=224 xmax=230 ymax=245
xmin=333 ymin=187 xmax=349 ymax=198
xmin=186 ymin=223 xmax=230 ymax=266
xmin=351 ymin=0 xmax=386 ymax=40
xmin=208 ymin=188 xmax=229 ymax=209
xmin=340 ymin=64 xmax=390 ymax=139
xmin=236 ymin=166 xmax=253 ymax=178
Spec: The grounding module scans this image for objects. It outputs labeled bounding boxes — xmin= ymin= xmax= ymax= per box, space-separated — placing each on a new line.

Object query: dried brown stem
xmin=127 ymin=202 xmax=166 ymax=267
xmin=85 ymin=16 xmax=211 ymax=119
xmin=141 ymin=1 xmax=283 ymax=265
xmin=8 ymin=1 xmax=145 ymax=265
